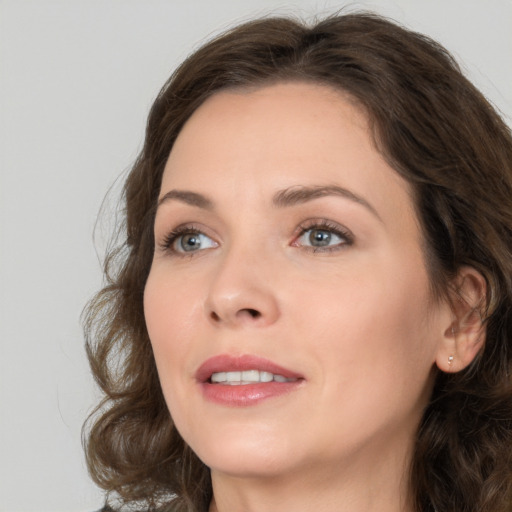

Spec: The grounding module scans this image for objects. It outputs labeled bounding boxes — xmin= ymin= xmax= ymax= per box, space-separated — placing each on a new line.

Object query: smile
xmin=197 ymin=354 xmax=304 ymax=406
xmin=210 ymin=370 xmax=298 ymax=385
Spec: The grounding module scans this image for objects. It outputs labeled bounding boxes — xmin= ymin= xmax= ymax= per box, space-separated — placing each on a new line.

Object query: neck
xmin=208 ymin=440 xmax=414 ymax=512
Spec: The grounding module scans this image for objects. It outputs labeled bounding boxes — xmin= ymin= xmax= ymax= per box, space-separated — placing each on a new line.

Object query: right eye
xmin=163 ymin=228 xmax=217 ymax=254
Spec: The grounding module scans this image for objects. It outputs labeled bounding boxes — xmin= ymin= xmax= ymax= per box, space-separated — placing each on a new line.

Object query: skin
xmin=144 ymin=82 xmax=483 ymax=512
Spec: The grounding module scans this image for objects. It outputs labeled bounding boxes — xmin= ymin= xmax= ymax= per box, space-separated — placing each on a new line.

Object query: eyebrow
xmin=158 ymin=190 xmax=214 ymax=210
xmin=272 ymin=185 xmax=380 ymax=220
xmin=157 ymin=184 xmax=381 ymax=221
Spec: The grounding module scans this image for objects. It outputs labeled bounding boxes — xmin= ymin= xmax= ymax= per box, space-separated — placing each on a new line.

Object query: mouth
xmin=210 ymin=369 xmax=297 ymax=385
xmin=196 ymin=354 xmax=304 ymax=406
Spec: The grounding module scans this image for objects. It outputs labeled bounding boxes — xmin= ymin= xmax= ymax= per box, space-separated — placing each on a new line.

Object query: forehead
xmin=161 ymin=82 xmax=415 ymax=229
xmin=170 ymin=82 xmax=369 ymax=164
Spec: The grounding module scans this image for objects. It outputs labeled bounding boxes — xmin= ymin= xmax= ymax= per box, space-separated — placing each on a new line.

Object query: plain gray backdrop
xmin=1 ymin=1 xmax=511 ymax=511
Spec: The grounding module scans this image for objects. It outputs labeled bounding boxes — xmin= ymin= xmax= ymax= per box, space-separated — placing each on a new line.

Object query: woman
xmin=84 ymin=12 xmax=512 ymax=512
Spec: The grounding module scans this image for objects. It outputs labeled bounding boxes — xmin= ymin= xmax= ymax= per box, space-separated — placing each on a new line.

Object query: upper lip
xmin=196 ymin=354 xmax=303 ymax=383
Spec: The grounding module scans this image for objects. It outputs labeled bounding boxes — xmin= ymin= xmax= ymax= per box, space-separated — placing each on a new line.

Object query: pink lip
xmin=196 ymin=354 xmax=304 ymax=407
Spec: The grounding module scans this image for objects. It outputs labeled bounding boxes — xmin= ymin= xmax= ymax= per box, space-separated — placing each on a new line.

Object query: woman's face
xmin=144 ymin=82 xmax=451 ymax=481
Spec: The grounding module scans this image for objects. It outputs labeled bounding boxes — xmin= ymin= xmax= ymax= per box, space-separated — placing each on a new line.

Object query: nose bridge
xmin=205 ymin=235 xmax=280 ymax=327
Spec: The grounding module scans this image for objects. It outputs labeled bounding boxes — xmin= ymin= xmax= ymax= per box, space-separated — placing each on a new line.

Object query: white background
xmin=1 ymin=1 xmax=510 ymax=511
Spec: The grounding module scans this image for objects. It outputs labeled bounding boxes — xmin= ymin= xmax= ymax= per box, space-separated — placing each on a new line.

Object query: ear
xmin=435 ymin=266 xmax=487 ymax=373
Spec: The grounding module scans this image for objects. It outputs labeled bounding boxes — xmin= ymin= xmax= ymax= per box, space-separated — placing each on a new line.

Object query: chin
xmin=186 ymin=425 xmax=296 ymax=477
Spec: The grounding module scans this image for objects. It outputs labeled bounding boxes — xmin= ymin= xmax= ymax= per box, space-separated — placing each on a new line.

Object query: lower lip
xmin=200 ymin=380 xmax=302 ymax=407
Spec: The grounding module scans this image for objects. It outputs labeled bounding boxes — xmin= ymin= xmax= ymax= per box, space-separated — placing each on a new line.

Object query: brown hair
xmin=83 ymin=12 xmax=512 ymax=512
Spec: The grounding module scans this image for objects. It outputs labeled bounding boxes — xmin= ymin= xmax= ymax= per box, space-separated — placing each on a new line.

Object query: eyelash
xmin=293 ymin=219 xmax=354 ymax=252
xmin=159 ymin=224 xmax=213 ymax=253
xmin=158 ymin=219 xmax=354 ymax=256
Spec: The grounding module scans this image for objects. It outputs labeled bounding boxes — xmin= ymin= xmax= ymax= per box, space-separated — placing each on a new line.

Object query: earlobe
xmin=435 ymin=266 xmax=487 ymax=373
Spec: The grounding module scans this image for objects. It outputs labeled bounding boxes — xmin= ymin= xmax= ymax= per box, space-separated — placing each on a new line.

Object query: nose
xmin=204 ymin=249 xmax=280 ymax=328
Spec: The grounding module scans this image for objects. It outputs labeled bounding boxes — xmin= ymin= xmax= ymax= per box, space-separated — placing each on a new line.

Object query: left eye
xmin=296 ymin=226 xmax=350 ymax=250
xmin=173 ymin=232 xmax=217 ymax=253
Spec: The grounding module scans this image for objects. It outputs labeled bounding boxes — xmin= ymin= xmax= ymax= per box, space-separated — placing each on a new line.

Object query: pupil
xmin=309 ymin=229 xmax=331 ymax=246
xmin=182 ymin=234 xmax=200 ymax=251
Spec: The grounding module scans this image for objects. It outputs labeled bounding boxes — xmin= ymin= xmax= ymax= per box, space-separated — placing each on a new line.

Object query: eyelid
xmin=157 ymin=223 xmax=219 ymax=254
xmin=291 ymin=218 xmax=354 ymax=251
xmin=155 ymin=218 xmax=353 ymax=256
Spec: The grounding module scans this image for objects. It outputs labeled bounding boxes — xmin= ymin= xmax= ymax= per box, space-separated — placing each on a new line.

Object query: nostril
xmin=209 ymin=308 xmax=262 ymax=323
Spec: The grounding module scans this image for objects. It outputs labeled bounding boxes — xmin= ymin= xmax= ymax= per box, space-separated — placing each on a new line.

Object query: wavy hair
xmin=83 ymin=12 xmax=512 ymax=512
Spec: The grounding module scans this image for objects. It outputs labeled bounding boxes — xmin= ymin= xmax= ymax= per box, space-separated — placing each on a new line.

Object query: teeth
xmin=210 ymin=369 xmax=296 ymax=385
xmin=260 ymin=371 xmax=273 ymax=382
xmin=226 ymin=371 xmax=241 ymax=383
xmin=211 ymin=372 xmax=226 ymax=383
xmin=242 ymin=370 xmax=259 ymax=382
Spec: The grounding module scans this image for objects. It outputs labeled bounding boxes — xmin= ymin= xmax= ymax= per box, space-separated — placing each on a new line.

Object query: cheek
xmin=143 ymin=268 xmax=203 ymax=397
xmin=144 ymin=264 xmax=203 ymax=339
xmin=290 ymin=256 xmax=438 ymax=387
xmin=293 ymin=266 xmax=438 ymax=445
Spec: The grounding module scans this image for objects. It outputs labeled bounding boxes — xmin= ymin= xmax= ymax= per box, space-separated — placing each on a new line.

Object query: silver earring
xmin=448 ymin=355 xmax=454 ymax=365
